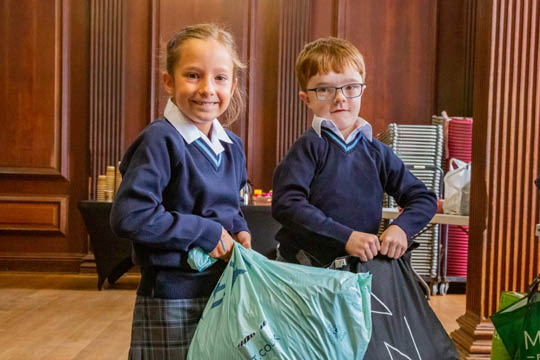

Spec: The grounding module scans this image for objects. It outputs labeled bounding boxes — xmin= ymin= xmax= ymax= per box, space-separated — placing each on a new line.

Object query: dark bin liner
xmin=332 ymin=251 xmax=458 ymax=359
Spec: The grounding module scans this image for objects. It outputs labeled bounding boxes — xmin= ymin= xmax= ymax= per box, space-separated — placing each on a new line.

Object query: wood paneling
xmin=0 ymin=196 xmax=67 ymax=234
xmin=275 ymin=0 xmax=311 ymax=163
xmin=0 ymin=0 xmax=90 ymax=272
xmin=122 ymin=0 xmax=151 ymax=150
xmin=0 ymin=0 xmax=67 ymax=177
xmin=436 ymin=0 xmax=476 ymax=116
xmin=0 ymin=253 xmax=83 ymax=272
xmin=342 ymin=0 xmax=439 ymax=136
xmin=247 ymin=0 xmax=281 ymax=189
xmin=452 ymin=0 xmax=540 ymax=357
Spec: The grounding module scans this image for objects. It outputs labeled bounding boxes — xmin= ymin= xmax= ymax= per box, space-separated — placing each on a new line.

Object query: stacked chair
xmin=378 ymin=124 xmax=445 ymax=296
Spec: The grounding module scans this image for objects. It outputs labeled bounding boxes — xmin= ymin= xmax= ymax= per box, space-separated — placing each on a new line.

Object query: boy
xmin=272 ymin=37 xmax=458 ymax=359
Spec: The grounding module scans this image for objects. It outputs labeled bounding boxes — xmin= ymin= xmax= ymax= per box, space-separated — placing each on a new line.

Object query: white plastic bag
xmin=443 ymin=158 xmax=471 ymax=215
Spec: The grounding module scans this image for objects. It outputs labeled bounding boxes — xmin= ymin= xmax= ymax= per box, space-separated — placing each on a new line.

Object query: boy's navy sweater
xmin=272 ymin=128 xmax=437 ymax=266
xmin=110 ymin=119 xmax=249 ymax=299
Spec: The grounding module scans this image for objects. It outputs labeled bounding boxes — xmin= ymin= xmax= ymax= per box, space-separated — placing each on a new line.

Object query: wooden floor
xmin=0 ymin=273 xmax=465 ymax=360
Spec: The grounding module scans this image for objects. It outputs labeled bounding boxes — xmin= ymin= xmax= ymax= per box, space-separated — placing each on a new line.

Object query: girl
xmin=111 ymin=23 xmax=251 ymax=359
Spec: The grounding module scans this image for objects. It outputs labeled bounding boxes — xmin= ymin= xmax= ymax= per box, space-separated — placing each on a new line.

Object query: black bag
xmin=330 ymin=251 xmax=458 ymax=359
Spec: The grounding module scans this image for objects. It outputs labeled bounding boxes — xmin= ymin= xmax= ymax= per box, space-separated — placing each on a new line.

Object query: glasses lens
xmin=343 ymin=84 xmax=363 ymax=98
xmin=316 ymin=87 xmax=335 ymax=101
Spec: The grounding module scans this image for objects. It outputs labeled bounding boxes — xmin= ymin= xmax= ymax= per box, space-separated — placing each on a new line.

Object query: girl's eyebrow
xmin=180 ymin=65 xmax=232 ymax=73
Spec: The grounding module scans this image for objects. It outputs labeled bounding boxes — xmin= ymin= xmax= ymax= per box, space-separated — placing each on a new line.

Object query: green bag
xmin=491 ymin=275 xmax=540 ymax=359
xmin=187 ymin=244 xmax=372 ymax=360
xmin=490 ymin=292 xmax=525 ymax=360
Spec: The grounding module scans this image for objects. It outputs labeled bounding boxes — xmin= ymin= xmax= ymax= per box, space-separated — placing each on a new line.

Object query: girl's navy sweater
xmin=110 ymin=119 xmax=249 ymax=299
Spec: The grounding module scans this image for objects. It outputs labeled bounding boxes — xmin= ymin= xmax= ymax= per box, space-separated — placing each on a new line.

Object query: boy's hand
xmin=234 ymin=231 xmax=252 ymax=249
xmin=379 ymin=225 xmax=408 ymax=259
xmin=345 ymin=231 xmax=380 ymax=262
xmin=209 ymin=228 xmax=235 ymax=261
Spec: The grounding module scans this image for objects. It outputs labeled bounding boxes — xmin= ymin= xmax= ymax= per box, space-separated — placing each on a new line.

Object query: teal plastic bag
xmin=187 ymin=244 xmax=372 ymax=360
xmin=187 ymin=247 xmax=217 ymax=272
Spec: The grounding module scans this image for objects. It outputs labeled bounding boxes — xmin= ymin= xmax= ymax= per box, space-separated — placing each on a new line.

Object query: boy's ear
xmin=162 ymin=71 xmax=174 ymax=95
xmin=299 ymin=91 xmax=310 ymax=105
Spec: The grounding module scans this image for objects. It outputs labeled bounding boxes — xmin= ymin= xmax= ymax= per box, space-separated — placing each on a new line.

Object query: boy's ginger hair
xmin=295 ymin=37 xmax=366 ymax=90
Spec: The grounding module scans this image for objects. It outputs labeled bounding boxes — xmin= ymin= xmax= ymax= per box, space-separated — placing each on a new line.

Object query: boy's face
xmin=299 ymin=67 xmax=364 ymax=138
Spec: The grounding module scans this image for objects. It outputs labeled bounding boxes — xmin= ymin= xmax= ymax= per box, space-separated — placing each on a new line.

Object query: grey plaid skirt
xmin=128 ymin=295 xmax=209 ymax=360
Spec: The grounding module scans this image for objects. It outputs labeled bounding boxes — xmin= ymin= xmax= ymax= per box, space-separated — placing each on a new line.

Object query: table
xmin=382 ymin=207 xmax=469 ymax=295
xmin=78 ymin=201 xmax=281 ymax=290
xmin=382 ymin=207 xmax=469 ymax=226
xmin=78 ymin=201 xmax=133 ymax=290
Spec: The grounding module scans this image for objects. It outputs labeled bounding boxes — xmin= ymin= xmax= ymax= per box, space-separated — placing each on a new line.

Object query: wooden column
xmin=89 ymin=0 xmax=124 ymax=199
xmin=452 ymin=0 xmax=540 ymax=357
xmin=275 ymin=0 xmax=311 ymax=163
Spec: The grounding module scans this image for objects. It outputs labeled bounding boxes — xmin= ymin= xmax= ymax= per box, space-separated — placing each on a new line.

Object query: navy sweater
xmin=272 ymin=128 xmax=437 ymax=266
xmin=110 ymin=119 xmax=249 ymax=298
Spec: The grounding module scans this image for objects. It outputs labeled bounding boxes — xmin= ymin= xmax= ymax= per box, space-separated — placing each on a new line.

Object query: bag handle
xmin=527 ymin=274 xmax=540 ymax=303
xmin=448 ymin=158 xmax=468 ymax=171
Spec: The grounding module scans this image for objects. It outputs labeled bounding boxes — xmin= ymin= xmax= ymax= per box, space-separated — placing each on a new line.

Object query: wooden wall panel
xmin=0 ymin=0 xmax=90 ymax=272
xmin=436 ymin=0 xmax=476 ymax=116
xmin=0 ymin=196 xmax=67 ymax=234
xmin=342 ymin=0 xmax=438 ymax=136
xmin=452 ymin=0 xmax=540 ymax=357
xmin=0 ymin=0 xmax=67 ymax=177
xmin=246 ymin=0 xmax=281 ymax=190
xmin=122 ymin=0 xmax=151 ymax=151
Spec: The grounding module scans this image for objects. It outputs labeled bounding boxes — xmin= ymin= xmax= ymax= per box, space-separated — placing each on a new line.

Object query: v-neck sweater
xmin=111 ymin=119 xmax=249 ymax=298
xmin=272 ymin=128 xmax=437 ymax=266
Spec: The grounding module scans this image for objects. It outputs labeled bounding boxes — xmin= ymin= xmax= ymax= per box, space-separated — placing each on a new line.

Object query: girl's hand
xmin=209 ymin=228 xmax=235 ymax=261
xmin=345 ymin=231 xmax=380 ymax=262
xmin=234 ymin=231 xmax=251 ymax=249
xmin=379 ymin=225 xmax=408 ymax=259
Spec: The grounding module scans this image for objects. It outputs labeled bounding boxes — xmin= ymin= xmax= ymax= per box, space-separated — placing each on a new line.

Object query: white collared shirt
xmin=163 ymin=98 xmax=233 ymax=155
xmin=311 ymin=115 xmax=373 ymax=143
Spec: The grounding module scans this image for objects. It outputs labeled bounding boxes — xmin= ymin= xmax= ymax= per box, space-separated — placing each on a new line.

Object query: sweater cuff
xmin=331 ymin=222 xmax=355 ymax=244
xmin=195 ymin=220 xmax=223 ymax=253
xmin=232 ymin=216 xmax=250 ymax=234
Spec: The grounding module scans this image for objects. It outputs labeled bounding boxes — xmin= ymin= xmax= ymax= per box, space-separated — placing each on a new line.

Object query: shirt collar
xmin=164 ymin=98 xmax=233 ymax=154
xmin=311 ymin=115 xmax=373 ymax=143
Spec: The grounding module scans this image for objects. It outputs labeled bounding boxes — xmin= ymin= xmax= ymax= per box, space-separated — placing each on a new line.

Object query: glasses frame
xmin=305 ymin=83 xmax=366 ymax=101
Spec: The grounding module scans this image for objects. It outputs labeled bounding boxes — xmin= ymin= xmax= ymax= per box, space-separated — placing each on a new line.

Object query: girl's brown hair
xmin=166 ymin=23 xmax=245 ymax=126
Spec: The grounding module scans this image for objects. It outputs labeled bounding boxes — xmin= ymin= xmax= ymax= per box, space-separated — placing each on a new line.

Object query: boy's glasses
xmin=306 ymin=83 xmax=366 ymax=101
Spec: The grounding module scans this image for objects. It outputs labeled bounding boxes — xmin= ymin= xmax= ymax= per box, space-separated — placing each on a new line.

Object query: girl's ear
xmin=162 ymin=71 xmax=174 ymax=95
xmin=299 ymin=91 xmax=310 ymax=105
